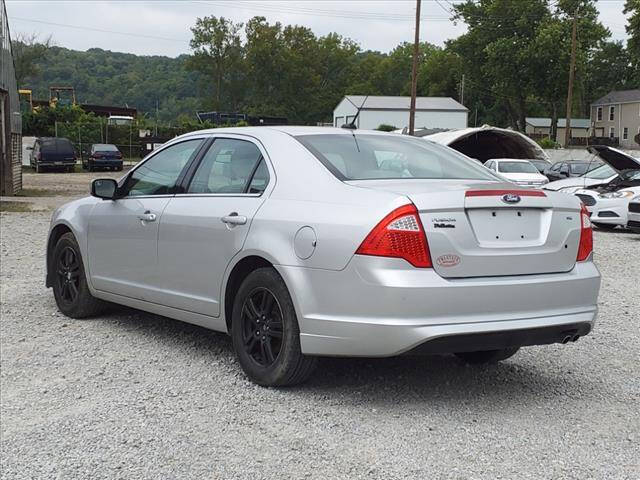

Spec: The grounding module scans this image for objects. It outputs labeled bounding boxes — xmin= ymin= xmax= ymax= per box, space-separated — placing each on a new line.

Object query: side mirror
xmin=91 ymin=178 xmax=118 ymax=200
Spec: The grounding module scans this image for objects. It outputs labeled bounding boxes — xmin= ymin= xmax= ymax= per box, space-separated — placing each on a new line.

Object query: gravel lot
xmin=1 ymin=203 xmax=639 ymax=478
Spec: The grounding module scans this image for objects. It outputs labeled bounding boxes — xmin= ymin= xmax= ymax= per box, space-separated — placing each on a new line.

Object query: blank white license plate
xmin=467 ymin=208 xmax=543 ymax=244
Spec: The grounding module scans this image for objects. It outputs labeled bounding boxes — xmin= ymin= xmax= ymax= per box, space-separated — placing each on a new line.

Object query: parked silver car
xmin=46 ymin=127 xmax=601 ymax=386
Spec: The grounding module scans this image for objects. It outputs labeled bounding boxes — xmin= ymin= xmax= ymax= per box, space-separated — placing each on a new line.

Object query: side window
xmin=550 ymin=163 xmax=561 ymax=172
xmin=188 ymin=138 xmax=263 ymax=194
xmin=248 ymin=159 xmax=270 ymax=194
xmin=560 ymin=163 xmax=569 ymax=174
xmin=123 ymin=139 xmax=202 ymax=197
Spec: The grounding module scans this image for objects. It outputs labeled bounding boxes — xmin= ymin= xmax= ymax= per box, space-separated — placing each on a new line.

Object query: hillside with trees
xmin=14 ymin=0 xmax=639 ymax=130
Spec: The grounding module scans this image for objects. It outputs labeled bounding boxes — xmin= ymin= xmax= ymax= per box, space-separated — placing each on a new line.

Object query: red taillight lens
xmin=356 ymin=204 xmax=432 ymax=268
xmin=577 ymin=203 xmax=593 ymax=262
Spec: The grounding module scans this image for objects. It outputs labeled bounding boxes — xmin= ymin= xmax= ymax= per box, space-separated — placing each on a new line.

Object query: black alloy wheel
xmin=51 ymin=232 xmax=106 ymax=318
xmin=240 ymin=287 xmax=284 ymax=367
xmin=231 ymin=267 xmax=317 ymax=386
xmin=56 ymin=246 xmax=81 ymax=305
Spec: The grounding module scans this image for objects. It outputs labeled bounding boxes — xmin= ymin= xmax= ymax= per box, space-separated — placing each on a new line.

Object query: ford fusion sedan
xmin=484 ymin=159 xmax=549 ymax=187
xmin=46 ymin=127 xmax=601 ymax=386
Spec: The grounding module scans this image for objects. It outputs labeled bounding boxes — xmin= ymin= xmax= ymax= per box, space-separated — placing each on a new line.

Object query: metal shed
xmin=1 ymin=0 xmax=22 ymax=196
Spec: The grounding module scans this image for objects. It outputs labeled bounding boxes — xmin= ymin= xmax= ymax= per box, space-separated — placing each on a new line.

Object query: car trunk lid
xmin=348 ymin=180 xmax=582 ymax=278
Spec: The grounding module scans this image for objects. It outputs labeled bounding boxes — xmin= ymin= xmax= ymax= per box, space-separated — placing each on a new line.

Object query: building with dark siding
xmin=1 ymin=0 xmax=22 ymax=195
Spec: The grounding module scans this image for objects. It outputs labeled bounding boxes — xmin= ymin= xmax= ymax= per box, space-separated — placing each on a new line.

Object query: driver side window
xmin=122 ymin=139 xmax=203 ymax=197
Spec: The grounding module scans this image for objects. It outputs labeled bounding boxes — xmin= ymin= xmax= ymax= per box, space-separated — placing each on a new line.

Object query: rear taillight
xmin=356 ymin=204 xmax=432 ymax=268
xmin=577 ymin=203 xmax=593 ymax=262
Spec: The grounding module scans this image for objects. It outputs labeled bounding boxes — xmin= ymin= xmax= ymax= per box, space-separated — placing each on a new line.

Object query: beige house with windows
xmin=590 ymin=89 xmax=640 ymax=150
xmin=524 ymin=117 xmax=590 ymax=147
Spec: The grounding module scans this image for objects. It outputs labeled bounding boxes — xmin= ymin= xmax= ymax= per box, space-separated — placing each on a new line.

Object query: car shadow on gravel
xmin=95 ymin=306 xmax=592 ymax=406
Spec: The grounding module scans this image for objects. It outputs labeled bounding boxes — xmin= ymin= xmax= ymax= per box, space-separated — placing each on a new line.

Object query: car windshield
xmin=620 ymin=169 xmax=640 ymax=180
xmin=571 ymin=163 xmax=591 ymax=175
xmin=94 ymin=144 xmax=118 ymax=152
xmin=295 ymin=134 xmax=496 ymax=181
xmin=584 ymin=163 xmax=615 ymax=179
xmin=530 ymin=160 xmax=550 ymax=170
xmin=497 ymin=161 xmax=538 ymax=174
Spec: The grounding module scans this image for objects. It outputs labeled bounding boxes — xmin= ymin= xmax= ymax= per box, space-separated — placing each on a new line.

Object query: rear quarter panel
xmin=242 ymin=132 xmax=408 ymax=271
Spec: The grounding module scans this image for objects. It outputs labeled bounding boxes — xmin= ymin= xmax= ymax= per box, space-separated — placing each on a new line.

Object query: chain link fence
xmin=54 ymin=120 xmax=190 ymax=164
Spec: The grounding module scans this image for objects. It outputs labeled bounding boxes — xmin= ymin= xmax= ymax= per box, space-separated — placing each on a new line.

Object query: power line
xmin=9 ymin=16 xmax=190 ymax=43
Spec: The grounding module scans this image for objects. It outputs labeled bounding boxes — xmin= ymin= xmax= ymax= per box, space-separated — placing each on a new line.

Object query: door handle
xmin=221 ymin=213 xmax=247 ymax=226
xmin=137 ymin=211 xmax=157 ymax=222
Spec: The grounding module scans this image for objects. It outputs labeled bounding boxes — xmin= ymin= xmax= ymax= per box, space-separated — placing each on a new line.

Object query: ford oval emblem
xmin=501 ymin=193 xmax=521 ymax=204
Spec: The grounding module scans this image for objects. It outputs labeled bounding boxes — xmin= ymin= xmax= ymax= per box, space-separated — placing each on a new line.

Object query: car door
xmin=547 ymin=162 xmax=561 ymax=181
xmin=156 ymin=136 xmax=272 ymax=317
xmin=87 ymin=138 xmax=205 ymax=302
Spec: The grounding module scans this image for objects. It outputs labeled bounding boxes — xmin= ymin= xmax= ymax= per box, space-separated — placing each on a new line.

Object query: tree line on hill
xmin=14 ymin=0 xmax=640 ymax=132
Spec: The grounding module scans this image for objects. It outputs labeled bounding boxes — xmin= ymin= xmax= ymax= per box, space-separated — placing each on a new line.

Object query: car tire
xmin=52 ymin=232 xmax=106 ymax=319
xmin=231 ymin=267 xmax=317 ymax=387
xmin=455 ymin=347 xmax=520 ymax=365
xmin=593 ymin=222 xmax=616 ymax=230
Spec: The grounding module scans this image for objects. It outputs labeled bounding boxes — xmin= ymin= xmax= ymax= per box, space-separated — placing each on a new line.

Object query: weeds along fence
xmin=53 ymin=121 xmax=189 ymax=161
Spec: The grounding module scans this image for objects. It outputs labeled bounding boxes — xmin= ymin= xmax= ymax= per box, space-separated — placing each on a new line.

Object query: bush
xmin=537 ymin=137 xmax=560 ymax=149
xmin=376 ymin=124 xmax=397 ymax=132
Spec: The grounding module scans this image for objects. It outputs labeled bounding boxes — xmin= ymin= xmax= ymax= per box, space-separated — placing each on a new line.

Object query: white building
xmin=333 ymin=95 xmax=468 ymax=130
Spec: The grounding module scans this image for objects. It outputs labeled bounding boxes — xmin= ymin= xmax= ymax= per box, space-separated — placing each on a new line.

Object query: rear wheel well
xmin=224 ymin=256 xmax=273 ymax=331
xmin=46 ymin=225 xmax=73 ymax=287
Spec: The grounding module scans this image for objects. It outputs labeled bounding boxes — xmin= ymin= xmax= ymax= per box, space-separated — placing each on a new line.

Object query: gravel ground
xmin=1 ymin=211 xmax=639 ymax=479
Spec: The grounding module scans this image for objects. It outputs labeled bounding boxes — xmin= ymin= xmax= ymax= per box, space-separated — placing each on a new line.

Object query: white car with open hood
xmin=484 ymin=159 xmax=549 ymax=187
xmin=572 ymin=146 xmax=640 ymax=230
xmin=45 ymin=127 xmax=600 ymax=386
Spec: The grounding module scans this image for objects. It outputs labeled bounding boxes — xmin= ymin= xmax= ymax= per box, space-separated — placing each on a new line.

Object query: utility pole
xmin=409 ymin=0 xmax=421 ymax=136
xmin=460 ymin=74 xmax=465 ymax=106
xmin=564 ymin=7 xmax=578 ymax=148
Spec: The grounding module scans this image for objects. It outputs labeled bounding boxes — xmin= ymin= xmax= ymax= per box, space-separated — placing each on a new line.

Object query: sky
xmin=5 ymin=0 xmax=631 ymax=57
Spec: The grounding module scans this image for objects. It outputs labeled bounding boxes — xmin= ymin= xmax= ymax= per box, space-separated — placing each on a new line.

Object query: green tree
xmin=187 ymin=16 xmax=244 ymax=110
xmin=12 ymin=34 xmax=51 ymax=87
xmin=624 ymin=0 xmax=640 ymax=83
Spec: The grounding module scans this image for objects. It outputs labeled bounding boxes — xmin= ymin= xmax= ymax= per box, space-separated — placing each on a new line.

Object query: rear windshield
xmin=93 ymin=144 xmax=118 ymax=152
xmin=41 ymin=138 xmax=74 ymax=154
xmin=497 ymin=161 xmax=538 ymax=174
xmin=295 ymin=134 xmax=496 ymax=181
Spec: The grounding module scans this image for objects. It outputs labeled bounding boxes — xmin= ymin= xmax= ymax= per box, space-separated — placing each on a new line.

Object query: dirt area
xmin=0 ymin=168 xmax=132 ymax=212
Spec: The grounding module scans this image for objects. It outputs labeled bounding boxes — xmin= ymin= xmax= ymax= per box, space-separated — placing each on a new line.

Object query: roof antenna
xmin=341 ymin=95 xmax=368 ymax=130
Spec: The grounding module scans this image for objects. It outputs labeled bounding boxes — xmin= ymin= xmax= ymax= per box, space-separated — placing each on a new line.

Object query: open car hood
xmin=425 ymin=125 xmax=549 ymax=162
xmin=587 ymin=145 xmax=640 ymax=173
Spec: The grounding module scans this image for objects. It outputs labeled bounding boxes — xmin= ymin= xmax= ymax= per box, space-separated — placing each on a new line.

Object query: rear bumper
xmin=278 ymin=256 xmax=600 ymax=357
xmin=36 ymin=160 xmax=75 ymax=166
xmin=88 ymin=159 xmax=123 ymax=167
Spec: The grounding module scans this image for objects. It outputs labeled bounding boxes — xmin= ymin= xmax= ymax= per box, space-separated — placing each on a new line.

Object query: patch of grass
xmin=0 ymin=201 xmax=33 ymax=213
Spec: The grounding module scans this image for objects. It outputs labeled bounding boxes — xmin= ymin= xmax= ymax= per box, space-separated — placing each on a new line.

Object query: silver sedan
xmin=46 ymin=127 xmax=601 ymax=386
